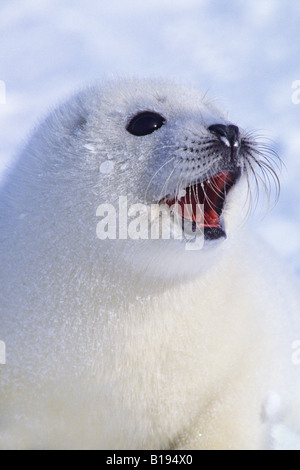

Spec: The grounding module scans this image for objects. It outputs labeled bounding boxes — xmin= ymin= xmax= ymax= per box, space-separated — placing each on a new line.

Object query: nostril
xmin=227 ymin=125 xmax=240 ymax=147
xmin=208 ymin=124 xmax=240 ymax=148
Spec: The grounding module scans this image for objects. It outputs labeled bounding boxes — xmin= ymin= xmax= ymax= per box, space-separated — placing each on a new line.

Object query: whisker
xmin=158 ymin=159 xmax=182 ymax=203
xmin=242 ymin=161 xmax=255 ymax=223
xmin=144 ymin=156 xmax=176 ymax=202
xmin=243 ymin=146 xmax=281 ymax=208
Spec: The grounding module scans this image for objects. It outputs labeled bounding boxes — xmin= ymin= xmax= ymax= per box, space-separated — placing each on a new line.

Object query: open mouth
xmin=163 ymin=169 xmax=241 ymax=240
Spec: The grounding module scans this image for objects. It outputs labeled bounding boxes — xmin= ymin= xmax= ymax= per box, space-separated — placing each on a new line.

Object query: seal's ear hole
xmin=72 ymin=116 xmax=87 ymax=135
xmin=126 ymin=111 xmax=166 ymax=137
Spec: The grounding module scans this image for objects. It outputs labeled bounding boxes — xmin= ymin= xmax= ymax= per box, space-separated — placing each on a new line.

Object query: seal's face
xmin=96 ymin=80 xmax=276 ymax=243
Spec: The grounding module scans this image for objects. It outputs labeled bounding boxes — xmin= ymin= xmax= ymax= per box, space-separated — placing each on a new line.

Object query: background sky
xmin=0 ymin=0 xmax=300 ymax=273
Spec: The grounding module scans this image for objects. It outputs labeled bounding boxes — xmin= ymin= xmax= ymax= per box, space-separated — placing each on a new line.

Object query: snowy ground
xmin=0 ymin=0 xmax=299 ymax=448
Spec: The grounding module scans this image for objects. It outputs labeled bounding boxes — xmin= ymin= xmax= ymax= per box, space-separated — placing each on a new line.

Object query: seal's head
xmin=75 ymin=79 xmax=277 ymax=279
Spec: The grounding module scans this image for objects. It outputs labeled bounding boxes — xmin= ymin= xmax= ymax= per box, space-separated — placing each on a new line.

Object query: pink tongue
xmin=172 ymin=198 xmax=220 ymax=227
xmin=166 ymin=172 xmax=232 ymax=228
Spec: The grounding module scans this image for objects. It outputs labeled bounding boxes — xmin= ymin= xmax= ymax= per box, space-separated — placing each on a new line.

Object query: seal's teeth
xmin=178 ymin=189 xmax=187 ymax=200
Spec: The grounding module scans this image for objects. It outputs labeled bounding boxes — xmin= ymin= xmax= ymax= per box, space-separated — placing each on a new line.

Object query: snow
xmin=0 ymin=0 xmax=299 ymax=448
xmin=272 ymin=425 xmax=300 ymax=451
xmin=263 ymin=391 xmax=283 ymax=421
xmin=100 ymin=160 xmax=115 ymax=175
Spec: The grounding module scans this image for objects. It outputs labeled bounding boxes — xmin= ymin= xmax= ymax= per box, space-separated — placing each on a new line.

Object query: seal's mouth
xmin=163 ymin=169 xmax=241 ymax=240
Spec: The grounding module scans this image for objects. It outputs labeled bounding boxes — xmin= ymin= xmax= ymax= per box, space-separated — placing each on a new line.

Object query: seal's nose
xmin=208 ymin=124 xmax=240 ymax=148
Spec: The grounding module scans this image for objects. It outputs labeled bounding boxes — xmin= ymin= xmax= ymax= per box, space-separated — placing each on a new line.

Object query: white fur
xmin=0 ymin=79 xmax=299 ymax=450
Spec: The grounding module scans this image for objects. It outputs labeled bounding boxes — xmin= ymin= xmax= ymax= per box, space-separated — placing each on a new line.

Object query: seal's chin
xmin=164 ymin=169 xmax=241 ymax=240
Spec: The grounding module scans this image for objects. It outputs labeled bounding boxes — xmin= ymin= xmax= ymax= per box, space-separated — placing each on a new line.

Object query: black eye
xmin=126 ymin=111 xmax=166 ymax=136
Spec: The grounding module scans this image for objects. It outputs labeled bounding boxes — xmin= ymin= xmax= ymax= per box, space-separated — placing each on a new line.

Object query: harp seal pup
xmin=0 ymin=79 xmax=299 ymax=450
